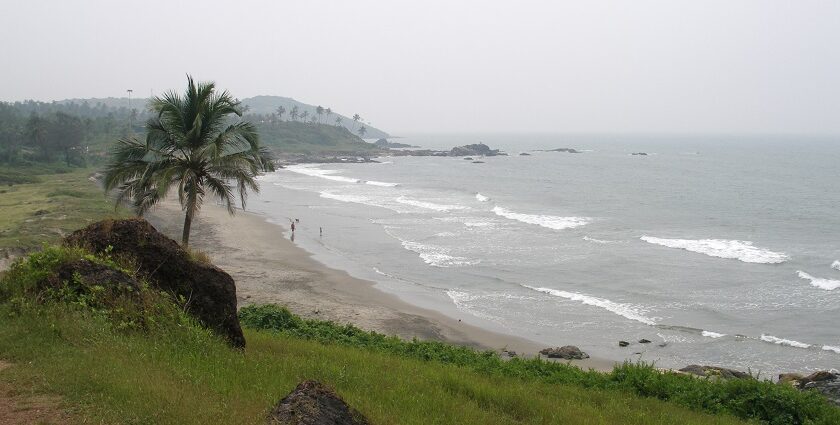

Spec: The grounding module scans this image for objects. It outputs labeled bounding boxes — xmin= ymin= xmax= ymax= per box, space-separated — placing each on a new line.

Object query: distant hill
xmin=56 ymin=96 xmax=390 ymax=139
xmin=241 ymin=95 xmax=389 ymax=139
xmin=256 ymin=121 xmax=380 ymax=155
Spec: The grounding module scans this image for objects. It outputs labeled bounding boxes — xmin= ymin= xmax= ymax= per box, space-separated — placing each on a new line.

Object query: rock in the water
xmin=545 ymin=148 xmax=580 ymax=153
xmin=631 ymin=152 xmax=648 ymax=156
xmin=463 ymin=157 xmax=473 ymax=161
xmin=679 ymin=365 xmax=752 ymax=380
xmin=639 ymin=339 xmax=651 ymax=344
xmin=472 ymin=161 xmax=485 ymax=164
xmin=64 ymin=218 xmax=245 ymax=347
xmin=540 ymin=346 xmax=590 ymax=360
xmin=519 ymin=152 xmax=531 ymax=156
xmin=267 ymin=380 xmax=369 ymax=425
xmin=449 ymin=143 xmax=501 ymax=157
xmin=619 ymin=341 xmax=630 ymax=347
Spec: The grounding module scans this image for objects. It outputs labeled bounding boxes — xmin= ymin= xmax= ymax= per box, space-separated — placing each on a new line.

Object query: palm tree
xmin=300 ymin=110 xmax=309 ymax=123
xmin=352 ymin=113 xmax=361 ymax=130
xmin=289 ymin=106 xmax=299 ymax=122
xmin=103 ymin=76 xmax=274 ymax=247
xmin=358 ymin=125 xmax=367 ymax=137
xmin=315 ymin=105 xmax=324 ymax=124
xmin=334 ymin=116 xmax=343 ymax=127
xmin=276 ymin=106 xmax=286 ymax=121
xmin=325 ymin=108 xmax=332 ymax=124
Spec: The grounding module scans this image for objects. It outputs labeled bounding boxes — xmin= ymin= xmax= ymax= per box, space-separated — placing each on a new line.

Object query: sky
xmin=1 ymin=0 xmax=838 ymax=134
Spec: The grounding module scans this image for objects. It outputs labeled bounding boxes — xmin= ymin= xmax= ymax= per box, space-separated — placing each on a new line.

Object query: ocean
xmin=251 ymin=134 xmax=840 ymax=375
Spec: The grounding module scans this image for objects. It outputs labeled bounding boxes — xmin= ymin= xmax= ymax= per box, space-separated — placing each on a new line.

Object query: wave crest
xmin=640 ymin=236 xmax=788 ymax=264
xmin=760 ymin=334 xmax=811 ymax=349
xmin=396 ymin=196 xmax=469 ymax=212
xmin=797 ymin=271 xmax=840 ymax=291
xmin=521 ymin=284 xmax=656 ymax=325
xmin=832 ymin=260 xmax=840 ymax=271
xmin=493 ymin=207 xmax=590 ymax=230
xmin=475 ymin=193 xmax=490 ymax=202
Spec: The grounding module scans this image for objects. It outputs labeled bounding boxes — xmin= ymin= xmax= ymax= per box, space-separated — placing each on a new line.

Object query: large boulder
xmin=64 ymin=218 xmax=245 ymax=347
xmin=267 ymin=381 xmax=369 ymax=425
xmin=539 ymin=345 xmax=589 ymax=360
xmin=797 ymin=371 xmax=840 ymax=407
xmin=678 ymin=365 xmax=752 ymax=380
xmin=449 ymin=143 xmax=501 ymax=157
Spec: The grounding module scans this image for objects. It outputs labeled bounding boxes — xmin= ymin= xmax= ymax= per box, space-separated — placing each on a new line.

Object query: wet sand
xmin=146 ymin=199 xmax=615 ymax=370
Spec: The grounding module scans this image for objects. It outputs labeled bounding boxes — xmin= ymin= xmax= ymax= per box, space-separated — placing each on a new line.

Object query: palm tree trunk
xmin=182 ymin=206 xmax=194 ymax=247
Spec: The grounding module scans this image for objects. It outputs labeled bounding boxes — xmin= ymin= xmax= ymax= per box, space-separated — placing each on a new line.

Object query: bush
xmin=240 ymin=304 xmax=840 ymax=425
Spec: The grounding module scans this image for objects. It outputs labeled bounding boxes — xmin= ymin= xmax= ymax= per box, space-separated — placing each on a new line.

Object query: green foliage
xmin=240 ymin=304 xmax=840 ymax=425
xmin=255 ymin=120 xmax=381 ymax=154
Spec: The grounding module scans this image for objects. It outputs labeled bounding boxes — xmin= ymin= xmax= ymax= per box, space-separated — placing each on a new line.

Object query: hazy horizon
xmin=1 ymin=0 xmax=838 ymax=135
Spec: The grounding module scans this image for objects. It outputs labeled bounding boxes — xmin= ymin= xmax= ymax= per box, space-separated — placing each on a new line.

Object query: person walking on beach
xmin=290 ymin=221 xmax=296 ymax=233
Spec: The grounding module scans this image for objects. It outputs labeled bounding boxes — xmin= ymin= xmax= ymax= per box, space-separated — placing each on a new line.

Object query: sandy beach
xmin=145 ymin=199 xmax=614 ymax=370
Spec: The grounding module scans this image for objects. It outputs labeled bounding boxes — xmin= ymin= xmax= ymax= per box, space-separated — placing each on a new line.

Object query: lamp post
xmin=127 ymin=89 xmax=133 ymax=130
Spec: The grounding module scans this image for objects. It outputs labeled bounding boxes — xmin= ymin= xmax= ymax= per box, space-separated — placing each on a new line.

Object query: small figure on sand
xmin=290 ymin=221 xmax=296 ymax=232
xmin=319 ymin=227 xmax=323 ymax=237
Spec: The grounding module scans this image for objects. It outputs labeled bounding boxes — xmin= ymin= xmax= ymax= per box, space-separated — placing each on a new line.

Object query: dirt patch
xmin=0 ymin=361 xmax=74 ymax=425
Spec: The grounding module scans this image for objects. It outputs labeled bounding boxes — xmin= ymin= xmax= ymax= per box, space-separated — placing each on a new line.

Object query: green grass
xmin=0 ymin=166 xmax=129 ymax=251
xmin=257 ymin=121 xmax=382 ymax=154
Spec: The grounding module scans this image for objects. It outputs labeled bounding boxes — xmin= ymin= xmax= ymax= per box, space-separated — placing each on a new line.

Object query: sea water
xmin=251 ymin=134 xmax=840 ymax=375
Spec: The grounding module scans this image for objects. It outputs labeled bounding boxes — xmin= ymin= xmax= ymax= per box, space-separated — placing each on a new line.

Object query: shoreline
xmin=145 ymin=199 xmax=616 ymax=371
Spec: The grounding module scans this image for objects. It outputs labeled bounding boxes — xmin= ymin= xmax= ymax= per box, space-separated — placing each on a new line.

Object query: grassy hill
xmin=242 ymin=95 xmax=389 ymax=139
xmin=256 ymin=121 xmax=382 ymax=155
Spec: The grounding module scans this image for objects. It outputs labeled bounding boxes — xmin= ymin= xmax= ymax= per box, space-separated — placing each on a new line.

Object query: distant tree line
xmin=0 ymin=100 xmax=147 ymax=166
xmin=246 ymin=104 xmax=369 ymax=138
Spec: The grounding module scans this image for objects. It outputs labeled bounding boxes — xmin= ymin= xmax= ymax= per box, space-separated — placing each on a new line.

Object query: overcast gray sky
xmin=1 ymin=0 xmax=838 ymax=134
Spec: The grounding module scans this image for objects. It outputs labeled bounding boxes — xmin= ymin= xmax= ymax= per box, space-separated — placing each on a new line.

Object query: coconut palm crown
xmin=104 ymin=76 xmax=274 ymax=247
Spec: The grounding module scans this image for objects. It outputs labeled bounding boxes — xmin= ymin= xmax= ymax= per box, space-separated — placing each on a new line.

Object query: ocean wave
xmin=319 ymin=191 xmax=406 ymax=213
xmin=396 ymin=196 xmax=469 ymax=212
xmin=401 ymin=240 xmax=479 ymax=267
xmin=475 ymin=193 xmax=490 ymax=202
xmin=364 ymin=180 xmax=399 ymax=187
xmin=832 ymin=260 xmax=840 ymax=271
xmin=823 ymin=346 xmax=840 ymax=354
xmin=701 ymin=331 xmax=726 ymax=338
xmin=493 ymin=206 xmax=590 ymax=230
xmin=285 ymin=164 xmax=360 ymax=183
xmin=760 ymin=334 xmax=811 ymax=349
xmin=521 ymin=284 xmax=657 ymax=325
xmin=582 ymin=236 xmax=620 ymax=244
xmin=639 ymin=236 xmax=788 ymax=264
xmin=796 ymin=271 xmax=840 ymax=291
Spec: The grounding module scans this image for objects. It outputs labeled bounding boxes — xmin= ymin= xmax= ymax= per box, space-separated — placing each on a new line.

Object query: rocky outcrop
xmin=785 ymin=371 xmax=840 ymax=407
xmin=373 ymin=138 xmax=419 ymax=149
xmin=64 ymin=219 xmax=245 ymax=348
xmin=449 ymin=143 xmax=501 ymax=157
xmin=519 ymin=152 xmax=531 ymax=156
xmin=267 ymin=381 xmax=369 ymax=425
xmin=631 ymin=152 xmax=648 ymax=156
xmin=538 ymin=148 xmax=580 ymax=153
xmin=539 ymin=346 xmax=589 ymax=360
xmin=619 ymin=341 xmax=630 ymax=347
xmin=678 ymin=365 xmax=752 ymax=380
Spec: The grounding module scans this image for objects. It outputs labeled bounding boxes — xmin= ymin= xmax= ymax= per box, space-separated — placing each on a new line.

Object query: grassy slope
xmin=256 ymin=121 xmax=382 ymax=155
xmin=0 ymin=166 xmax=129 ymax=251
xmin=0 ymin=305 xmax=748 ymax=425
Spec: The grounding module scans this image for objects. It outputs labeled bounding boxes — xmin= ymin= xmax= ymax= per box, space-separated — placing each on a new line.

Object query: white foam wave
xmin=364 ymin=180 xmax=399 ymax=187
xmin=319 ymin=191 xmax=406 ymax=213
xmin=760 ymin=334 xmax=811 ymax=349
xmin=396 ymin=196 xmax=469 ymax=212
xmin=640 ymin=236 xmax=788 ymax=264
xmin=475 ymin=193 xmax=490 ymax=202
xmin=493 ymin=206 xmax=590 ymax=230
xmin=465 ymin=221 xmax=493 ymax=227
xmin=521 ymin=285 xmax=657 ymax=325
xmin=583 ymin=236 xmax=619 ymax=244
xmin=701 ymin=331 xmax=726 ymax=338
xmin=823 ymin=345 xmax=840 ymax=354
xmin=285 ymin=165 xmax=360 ymax=183
xmin=401 ymin=240 xmax=479 ymax=267
xmin=797 ymin=271 xmax=840 ymax=291
xmin=832 ymin=260 xmax=840 ymax=271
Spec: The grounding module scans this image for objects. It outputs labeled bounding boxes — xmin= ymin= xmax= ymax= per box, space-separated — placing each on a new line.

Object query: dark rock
xmin=519 ymin=152 xmax=531 ymax=156
xmin=619 ymin=341 xmax=630 ymax=347
xmin=797 ymin=371 xmax=840 ymax=407
xmin=658 ymin=342 xmax=668 ymax=348
xmin=449 ymin=143 xmax=501 ymax=157
xmin=267 ymin=380 xmax=369 ymax=425
xmin=472 ymin=161 xmax=485 ymax=164
xmin=542 ymin=148 xmax=580 ymax=153
xmin=539 ymin=346 xmax=589 ymax=360
xmin=778 ymin=373 xmax=805 ymax=386
xmin=40 ymin=259 xmax=140 ymax=298
xmin=679 ymin=365 xmax=752 ymax=380
xmin=639 ymin=339 xmax=652 ymax=344
xmin=64 ymin=218 xmax=245 ymax=347
xmin=463 ymin=157 xmax=473 ymax=161
xmin=631 ymin=152 xmax=648 ymax=156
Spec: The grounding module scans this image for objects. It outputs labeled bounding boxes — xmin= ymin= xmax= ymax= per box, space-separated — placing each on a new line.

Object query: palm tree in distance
xmin=315 ymin=105 xmax=324 ymax=124
xmin=334 ymin=116 xmax=343 ymax=127
xmin=352 ymin=114 xmax=361 ymax=130
xmin=103 ymin=76 xmax=274 ymax=247
xmin=358 ymin=125 xmax=367 ymax=138
xmin=276 ymin=106 xmax=286 ymax=121
xmin=325 ymin=107 xmax=332 ymax=124
xmin=300 ymin=110 xmax=309 ymax=123
xmin=289 ymin=105 xmax=299 ymax=122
